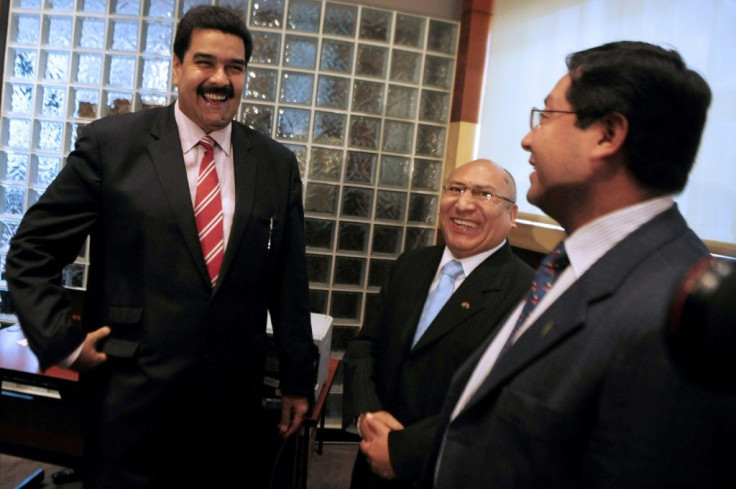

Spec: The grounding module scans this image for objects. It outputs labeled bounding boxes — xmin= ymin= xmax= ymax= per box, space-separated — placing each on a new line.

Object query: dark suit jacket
xmin=5 ymin=104 xmax=318 ymax=487
xmin=342 ymin=242 xmax=534 ymax=487
xmin=425 ymin=206 xmax=736 ymax=489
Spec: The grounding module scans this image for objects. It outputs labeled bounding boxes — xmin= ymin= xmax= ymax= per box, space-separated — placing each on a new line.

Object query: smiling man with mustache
xmin=5 ymin=6 xmax=317 ymax=488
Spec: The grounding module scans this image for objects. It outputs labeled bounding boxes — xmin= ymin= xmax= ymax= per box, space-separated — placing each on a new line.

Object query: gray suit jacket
xmin=426 ymin=206 xmax=736 ymax=489
xmin=343 ymin=241 xmax=534 ymax=487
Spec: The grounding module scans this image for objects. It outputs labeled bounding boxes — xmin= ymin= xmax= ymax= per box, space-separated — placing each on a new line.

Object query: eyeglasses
xmin=530 ymin=107 xmax=576 ymax=130
xmin=442 ymin=184 xmax=516 ymax=205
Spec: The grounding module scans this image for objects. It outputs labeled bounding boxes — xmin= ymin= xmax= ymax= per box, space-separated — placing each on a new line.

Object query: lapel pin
xmin=461 ymin=301 xmax=470 ymax=310
xmin=541 ymin=321 xmax=555 ymax=337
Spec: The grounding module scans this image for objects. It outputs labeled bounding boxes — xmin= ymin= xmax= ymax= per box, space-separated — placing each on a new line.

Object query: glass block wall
xmin=1 ymin=0 xmax=458 ymax=369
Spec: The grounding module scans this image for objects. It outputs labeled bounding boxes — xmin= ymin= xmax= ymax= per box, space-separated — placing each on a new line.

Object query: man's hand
xmin=70 ymin=326 xmax=110 ymax=372
xmin=359 ymin=411 xmax=405 ymax=479
xmin=279 ymin=395 xmax=309 ymax=438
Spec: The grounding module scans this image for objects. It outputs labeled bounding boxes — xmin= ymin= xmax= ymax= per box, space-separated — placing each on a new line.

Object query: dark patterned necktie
xmin=500 ymin=242 xmax=569 ymax=354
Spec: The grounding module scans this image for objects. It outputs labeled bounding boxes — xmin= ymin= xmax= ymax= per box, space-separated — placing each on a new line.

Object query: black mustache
xmin=198 ymin=85 xmax=235 ymax=99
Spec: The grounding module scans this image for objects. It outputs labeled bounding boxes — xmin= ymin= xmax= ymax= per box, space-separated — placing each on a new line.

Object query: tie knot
xmin=199 ymin=136 xmax=215 ymax=151
xmin=541 ymin=242 xmax=569 ymax=273
xmin=442 ymin=260 xmax=464 ymax=280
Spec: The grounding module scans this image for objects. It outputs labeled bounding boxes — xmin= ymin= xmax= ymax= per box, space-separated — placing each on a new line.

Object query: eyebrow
xmin=192 ymin=52 xmax=246 ymax=67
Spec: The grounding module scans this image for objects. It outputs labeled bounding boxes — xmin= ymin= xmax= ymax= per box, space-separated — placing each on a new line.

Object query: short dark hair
xmin=565 ymin=41 xmax=711 ymax=193
xmin=173 ymin=5 xmax=253 ymax=64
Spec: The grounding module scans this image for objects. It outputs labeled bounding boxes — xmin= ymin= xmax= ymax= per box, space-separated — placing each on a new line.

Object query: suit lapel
xmin=147 ymin=106 xmax=211 ymax=287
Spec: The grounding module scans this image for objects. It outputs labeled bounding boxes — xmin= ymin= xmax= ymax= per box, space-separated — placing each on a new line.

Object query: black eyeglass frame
xmin=442 ymin=184 xmax=516 ymax=205
xmin=529 ymin=107 xmax=576 ymax=130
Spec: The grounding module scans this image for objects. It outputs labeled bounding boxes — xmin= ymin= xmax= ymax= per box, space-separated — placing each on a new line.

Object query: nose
xmin=455 ymin=190 xmax=477 ymax=210
xmin=521 ymin=130 xmax=533 ymax=152
xmin=209 ymin=64 xmax=229 ymax=84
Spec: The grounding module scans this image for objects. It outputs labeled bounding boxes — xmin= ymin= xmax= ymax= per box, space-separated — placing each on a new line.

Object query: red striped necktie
xmin=194 ymin=136 xmax=224 ymax=287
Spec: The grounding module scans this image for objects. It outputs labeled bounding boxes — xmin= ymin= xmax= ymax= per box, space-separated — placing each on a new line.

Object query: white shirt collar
xmin=174 ymin=101 xmax=232 ymax=156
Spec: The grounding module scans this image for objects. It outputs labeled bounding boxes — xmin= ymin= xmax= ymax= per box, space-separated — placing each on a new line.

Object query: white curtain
xmin=476 ymin=0 xmax=736 ymax=245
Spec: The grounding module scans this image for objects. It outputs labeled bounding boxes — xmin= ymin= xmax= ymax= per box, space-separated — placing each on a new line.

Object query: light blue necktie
xmin=412 ymin=260 xmax=464 ymax=347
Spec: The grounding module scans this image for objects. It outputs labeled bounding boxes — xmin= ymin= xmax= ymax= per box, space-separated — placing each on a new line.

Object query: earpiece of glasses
xmin=442 ymin=184 xmax=515 ymax=204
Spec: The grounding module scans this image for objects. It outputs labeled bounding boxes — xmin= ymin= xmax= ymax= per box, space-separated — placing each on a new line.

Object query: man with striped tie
xmin=5 ymin=6 xmax=317 ymax=488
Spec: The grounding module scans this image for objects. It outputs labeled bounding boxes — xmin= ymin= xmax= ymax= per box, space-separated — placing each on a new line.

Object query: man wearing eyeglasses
xmin=423 ymin=41 xmax=736 ymax=489
xmin=342 ymin=159 xmax=534 ymax=489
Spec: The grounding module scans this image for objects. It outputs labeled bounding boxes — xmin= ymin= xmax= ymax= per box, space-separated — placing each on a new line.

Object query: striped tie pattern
xmin=195 ymin=136 xmax=224 ymax=287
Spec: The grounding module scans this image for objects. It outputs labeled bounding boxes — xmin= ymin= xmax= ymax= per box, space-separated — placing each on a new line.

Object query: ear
xmin=591 ymin=112 xmax=628 ymax=160
xmin=172 ymin=55 xmax=182 ymax=86
xmin=508 ymin=204 xmax=519 ymax=228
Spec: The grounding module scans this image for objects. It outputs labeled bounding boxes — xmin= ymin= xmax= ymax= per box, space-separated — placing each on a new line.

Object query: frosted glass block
xmin=307 ymin=255 xmax=331 ymax=284
xmin=1 ymin=186 xmax=26 ymax=216
xmin=288 ymin=0 xmax=321 ymax=32
xmin=13 ymin=14 xmax=41 ymax=45
xmin=379 ymin=156 xmax=410 ymax=188
xmin=62 ymin=263 xmax=85 ymax=288
xmin=113 ymin=0 xmax=141 ymax=15
xmin=356 ymin=45 xmax=387 ymax=78
xmin=312 ymin=112 xmax=346 ymax=146
xmin=10 ymin=85 xmax=33 ymax=114
xmin=408 ymin=193 xmax=438 ymax=224
xmin=12 ymin=50 xmax=37 ymax=79
xmin=1 ymin=221 xmax=21 ymax=251
xmin=345 ymin=151 xmax=377 ymax=184
xmin=390 ymin=50 xmax=421 ymax=84
xmin=104 ymin=91 xmax=133 ymax=116
xmin=316 ymin=76 xmax=349 ymax=109
xmin=144 ymin=22 xmax=173 ymax=55
xmin=77 ymin=17 xmax=106 ymax=49
xmin=428 ymin=20 xmax=458 ymax=55
xmin=73 ymin=89 xmax=99 ymax=118
xmin=33 ymin=155 xmax=62 ymax=185
xmin=382 ymin=120 xmax=413 ymax=154
xmin=251 ymin=32 xmax=282 ymax=65
xmin=320 ymin=40 xmax=353 ymax=73
xmin=145 ymin=0 xmax=174 ymax=17
xmin=41 ymin=86 xmax=66 ymax=117
xmin=395 ymin=14 xmax=425 ymax=48
xmin=2 ymin=153 xmax=29 ymax=183
xmin=412 ymin=159 xmax=442 ymax=191
xmin=82 ymin=0 xmax=108 ymax=13
xmin=283 ymin=35 xmax=317 ymax=69
xmin=107 ymin=56 xmax=136 ymax=88
xmin=111 ymin=20 xmax=139 ymax=51
xmin=44 ymin=52 xmax=70 ymax=81
xmin=385 ymin=85 xmax=417 ymax=119
xmin=420 ymin=90 xmax=450 ymax=123
xmin=372 ymin=225 xmax=402 ymax=254
xmin=334 ymin=256 xmax=366 ymax=286
xmin=330 ymin=291 xmax=361 ymax=321
xmin=140 ymin=58 xmax=170 ymax=90
xmin=323 ymin=3 xmax=357 ymax=37
xmin=6 ymin=119 xmax=32 ymax=149
xmin=139 ymin=93 xmax=168 ymax=109
xmin=68 ymin=122 xmax=87 ymax=150
xmin=416 ymin=125 xmax=446 ymax=157
xmin=279 ymin=72 xmax=314 ymax=105
xmin=348 ymin=116 xmax=380 ymax=149
xmin=28 ymin=189 xmax=44 ymax=208
xmin=369 ymin=259 xmax=393 ymax=286
xmin=283 ymin=144 xmax=307 ymax=177
xmin=351 ymin=80 xmax=383 ymax=115
xmin=36 ymin=121 xmax=64 ymax=151
xmin=423 ymin=56 xmax=454 ymax=90
xmin=341 ymin=187 xmax=373 ymax=218
xmin=305 ymin=218 xmax=334 ymax=250
xmin=405 ymin=226 xmax=434 ymax=250
xmin=47 ymin=0 xmax=74 ymax=10
xmin=75 ymin=53 xmax=102 ymax=84
xmin=251 ymin=0 xmax=284 ymax=28
xmin=359 ymin=8 xmax=391 ymax=42
xmin=375 ymin=190 xmax=406 ymax=222
xmin=276 ymin=108 xmax=310 ymax=142
xmin=305 ymin=182 xmax=338 ymax=215
xmin=44 ymin=16 xmax=73 ymax=47
xmin=309 ymin=147 xmax=343 ymax=180
xmin=245 ymin=68 xmax=277 ymax=101
xmin=241 ymin=104 xmax=273 ymax=136
xmin=17 ymin=0 xmax=41 ymax=8
xmin=338 ymin=222 xmax=368 ymax=252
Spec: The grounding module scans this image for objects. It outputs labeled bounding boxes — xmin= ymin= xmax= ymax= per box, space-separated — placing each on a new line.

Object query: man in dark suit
xmin=4 ymin=6 xmax=317 ymax=488
xmin=424 ymin=41 xmax=736 ymax=489
xmin=342 ymin=159 xmax=534 ymax=488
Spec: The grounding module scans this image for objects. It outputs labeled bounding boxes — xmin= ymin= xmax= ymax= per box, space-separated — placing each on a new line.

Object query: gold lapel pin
xmin=461 ymin=301 xmax=470 ymax=310
xmin=541 ymin=321 xmax=555 ymax=337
